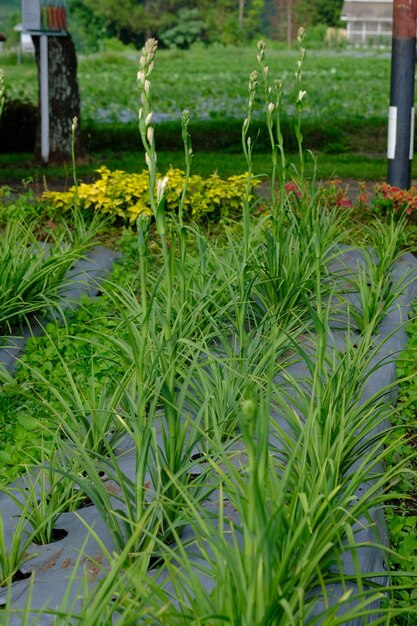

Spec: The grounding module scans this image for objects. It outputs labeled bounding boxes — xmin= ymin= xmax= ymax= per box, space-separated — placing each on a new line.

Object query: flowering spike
xmin=297 ymin=27 xmax=306 ymax=45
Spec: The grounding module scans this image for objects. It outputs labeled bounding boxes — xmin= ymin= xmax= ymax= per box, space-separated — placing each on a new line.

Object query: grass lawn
xmin=0 ymin=150 xmax=396 ymax=190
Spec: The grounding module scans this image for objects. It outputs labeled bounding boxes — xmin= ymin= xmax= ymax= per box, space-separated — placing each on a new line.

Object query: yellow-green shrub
xmin=42 ymin=166 xmax=260 ymax=224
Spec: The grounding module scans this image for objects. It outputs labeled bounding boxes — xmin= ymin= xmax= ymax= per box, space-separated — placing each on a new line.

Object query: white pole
xmin=40 ymin=34 xmax=49 ymax=164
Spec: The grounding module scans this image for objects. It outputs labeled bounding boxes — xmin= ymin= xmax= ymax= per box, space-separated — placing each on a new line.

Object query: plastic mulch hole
xmin=32 ymin=528 xmax=69 ymax=546
xmin=77 ymin=495 xmax=94 ymax=509
xmin=190 ymin=452 xmax=209 ymax=463
xmin=0 ymin=569 xmax=32 ymax=606
xmin=147 ymin=554 xmax=163 ymax=571
xmin=11 ymin=570 xmax=32 ymax=583
xmin=187 ymin=472 xmax=201 ymax=483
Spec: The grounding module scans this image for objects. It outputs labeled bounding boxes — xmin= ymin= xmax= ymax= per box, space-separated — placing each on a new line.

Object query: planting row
xmin=0 ymin=197 xmax=416 ymax=624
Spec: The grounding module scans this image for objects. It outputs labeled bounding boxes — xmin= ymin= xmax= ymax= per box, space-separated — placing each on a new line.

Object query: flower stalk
xmin=256 ymin=39 xmax=286 ymax=215
xmin=71 ymin=116 xmax=79 ymax=208
xmin=295 ymin=27 xmax=307 ymax=180
xmin=179 ymin=109 xmax=193 ymax=267
xmin=238 ymin=68 xmax=259 ymax=344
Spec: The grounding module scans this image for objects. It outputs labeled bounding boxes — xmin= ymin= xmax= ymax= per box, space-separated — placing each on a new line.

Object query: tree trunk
xmin=239 ymin=0 xmax=245 ymax=30
xmin=33 ymin=33 xmax=82 ymax=163
xmin=287 ymin=0 xmax=292 ymax=47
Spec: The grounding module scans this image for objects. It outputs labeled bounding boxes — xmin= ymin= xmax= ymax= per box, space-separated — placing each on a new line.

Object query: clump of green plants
xmin=0 ymin=211 xmax=104 ymax=334
xmin=41 ymin=166 xmax=260 ymax=224
xmin=0 ymin=184 xmax=45 ymax=224
xmin=345 ymin=216 xmax=409 ymax=332
xmin=7 ymin=444 xmax=86 ymax=546
xmin=0 ymin=510 xmax=34 ymax=588
xmin=383 ymin=306 xmax=417 ymax=622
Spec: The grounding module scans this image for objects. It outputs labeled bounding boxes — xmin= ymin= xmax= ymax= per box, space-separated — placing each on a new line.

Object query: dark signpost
xmin=22 ymin=0 xmax=68 ymax=164
xmin=388 ymin=0 xmax=417 ymax=189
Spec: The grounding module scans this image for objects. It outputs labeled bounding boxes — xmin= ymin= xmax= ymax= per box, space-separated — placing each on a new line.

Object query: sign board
xmin=22 ymin=0 xmax=67 ymax=35
xmin=22 ymin=0 xmax=41 ymax=32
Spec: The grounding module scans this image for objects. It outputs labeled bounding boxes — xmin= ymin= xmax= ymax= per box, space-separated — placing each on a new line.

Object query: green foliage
xmin=304 ymin=24 xmax=327 ymax=48
xmin=0 ymin=184 xmax=44 ymax=224
xmin=1 ymin=48 xmax=393 ymax=160
xmin=66 ymin=0 xmax=266 ymax=48
xmin=295 ymin=0 xmax=344 ymax=28
xmin=0 ymin=510 xmax=34 ymax=587
xmin=0 ymin=221 xmax=77 ymax=333
xmin=0 ymin=35 xmax=415 ymax=626
xmin=159 ymin=8 xmax=206 ymax=49
xmin=385 ymin=308 xmax=417 ymax=622
xmin=42 ymin=166 xmax=260 ymax=224
xmin=8 ymin=447 xmax=86 ymax=545
xmin=67 ymin=0 xmax=107 ymax=52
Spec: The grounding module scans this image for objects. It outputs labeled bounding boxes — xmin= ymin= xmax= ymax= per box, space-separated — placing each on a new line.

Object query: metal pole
xmin=40 ymin=34 xmax=49 ymax=164
xmin=387 ymin=0 xmax=417 ymax=189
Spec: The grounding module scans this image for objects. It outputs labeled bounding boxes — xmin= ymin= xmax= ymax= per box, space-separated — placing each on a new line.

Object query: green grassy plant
xmin=345 ymin=218 xmax=410 ymax=332
xmin=24 ymin=351 xmax=127 ymax=457
xmin=39 ymin=308 xmax=416 ymax=623
xmin=0 ymin=507 xmax=34 ymax=588
xmin=7 ymin=445 xmax=85 ymax=545
xmin=0 ymin=212 xmax=105 ymax=334
xmin=0 ymin=221 xmax=70 ymax=333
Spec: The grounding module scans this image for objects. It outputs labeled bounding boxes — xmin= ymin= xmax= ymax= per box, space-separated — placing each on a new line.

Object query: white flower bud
xmin=144 ymin=80 xmax=151 ymax=96
xmin=297 ymin=27 xmax=306 ymax=44
xmin=146 ymin=126 xmax=154 ymax=145
xmin=268 ymin=102 xmax=275 ymax=114
xmin=145 ymin=153 xmax=152 ymax=169
xmin=156 ymin=175 xmax=169 ymax=204
xmin=145 ymin=112 xmax=153 ymax=126
xmin=137 ymin=70 xmax=145 ymax=84
xmin=297 ymin=90 xmax=307 ymax=103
